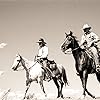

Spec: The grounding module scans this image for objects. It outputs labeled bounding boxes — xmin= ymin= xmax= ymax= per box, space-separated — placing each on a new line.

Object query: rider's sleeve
xmin=91 ymin=32 xmax=99 ymax=42
xmin=88 ymin=32 xmax=99 ymax=47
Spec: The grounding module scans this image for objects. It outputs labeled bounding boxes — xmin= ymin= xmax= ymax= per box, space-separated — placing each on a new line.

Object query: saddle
xmin=47 ymin=60 xmax=61 ymax=78
xmin=47 ymin=60 xmax=57 ymax=69
xmin=37 ymin=59 xmax=56 ymax=81
xmin=47 ymin=59 xmax=57 ymax=76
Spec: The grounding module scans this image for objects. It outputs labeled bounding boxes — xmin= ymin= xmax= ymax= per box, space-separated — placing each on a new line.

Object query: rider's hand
xmin=34 ymin=55 xmax=40 ymax=61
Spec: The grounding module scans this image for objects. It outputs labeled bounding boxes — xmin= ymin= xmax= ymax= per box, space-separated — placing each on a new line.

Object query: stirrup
xmin=96 ymin=66 xmax=100 ymax=72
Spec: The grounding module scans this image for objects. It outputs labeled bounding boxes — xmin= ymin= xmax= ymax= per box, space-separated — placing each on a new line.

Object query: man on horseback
xmin=36 ymin=38 xmax=53 ymax=81
xmin=36 ymin=38 xmax=48 ymax=65
xmin=80 ymin=24 xmax=100 ymax=72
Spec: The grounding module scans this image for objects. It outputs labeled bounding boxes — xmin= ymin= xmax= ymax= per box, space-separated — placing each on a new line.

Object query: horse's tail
xmin=62 ymin=66 xmax=69 ymax=86
xmin=96 ymin=72 xmax=100 ymax=83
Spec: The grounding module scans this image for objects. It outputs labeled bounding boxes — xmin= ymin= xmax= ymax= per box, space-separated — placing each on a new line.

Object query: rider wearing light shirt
xmin=37 ymin=44 xmax=48 ymax=59
xmin=36 ymin=38 xmax=53 ymax=80
xmin=36 ymin=38 xmax=48 ymax=62
xmin=80 ymin=24 xmax=100 ymax=72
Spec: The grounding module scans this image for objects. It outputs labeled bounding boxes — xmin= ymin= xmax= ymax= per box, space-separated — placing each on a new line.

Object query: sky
xmin=0 ymin=0 xmax=100 ymax=97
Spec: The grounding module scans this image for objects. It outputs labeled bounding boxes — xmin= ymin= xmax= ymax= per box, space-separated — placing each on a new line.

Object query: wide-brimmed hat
xmin=82 ymin=24 xmax=91 ymax=30
xmin=37 ymin=38 xmax=46 ymax=44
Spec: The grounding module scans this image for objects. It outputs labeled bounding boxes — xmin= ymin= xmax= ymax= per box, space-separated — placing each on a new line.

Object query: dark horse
xmin=12 ymin=54 xmax=69 ymax=99
xmin=61 ymin=31 xmax=100 ymax=99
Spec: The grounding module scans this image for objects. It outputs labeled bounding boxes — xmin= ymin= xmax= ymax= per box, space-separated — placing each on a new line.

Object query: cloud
xmin=0 ymin=71 xmax=4 ymax=76
xmin=0 ymin=43 xmax=7 ymax=48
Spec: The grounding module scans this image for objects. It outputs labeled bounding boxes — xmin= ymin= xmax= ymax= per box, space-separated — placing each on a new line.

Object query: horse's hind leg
xmin=80 ymin=70 xmax=96 ymax=99
xmin=60 ymin=80 xmax=64 ymax=98
xmin=80 ymin=71 xmax=88 ymax=99
xmin=58 ymin=78 xmax=64 ymax=98
xmin=85 ymin=89 xmax=96 ymax=99
xmin=53 ymin=78 xmax=60 ymax=98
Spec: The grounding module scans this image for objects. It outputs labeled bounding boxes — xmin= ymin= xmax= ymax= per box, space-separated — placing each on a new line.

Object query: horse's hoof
xmin=61 ymin=95 xmax=64 ymax=99
xmin=93 ymin=96 xmax=96 ymax=99
xmin=57 ymin=96 xmax=60 ymax=98
xmin=45 ymin=94 xmax=47 ymax=97
xmin=23 ymin=97 xmax=26 ymax=100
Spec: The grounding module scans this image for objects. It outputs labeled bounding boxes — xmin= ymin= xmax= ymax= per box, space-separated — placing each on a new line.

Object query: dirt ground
xmin=21 ymin=96 xmax=100 ymax=100
xmin=31 ymin=97 xmax=100 ymax=100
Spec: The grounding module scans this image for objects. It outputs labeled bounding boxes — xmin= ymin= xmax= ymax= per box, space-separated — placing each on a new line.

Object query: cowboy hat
xmin=82 ymin=24 xmax=91 ymax=30
xmin=37 ymin=38 xmax=46 ymax=44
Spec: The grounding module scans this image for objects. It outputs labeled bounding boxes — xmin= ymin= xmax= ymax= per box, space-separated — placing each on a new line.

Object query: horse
xmin=11 ymin=54 xmax=69 ymax=99
xmin=60 ymin=31 xmax=100 ymax=99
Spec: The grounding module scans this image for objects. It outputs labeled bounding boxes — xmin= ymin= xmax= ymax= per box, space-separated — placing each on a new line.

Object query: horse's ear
xmin=16 ymin=53 xmax=19 ymax=57
xmin=70 ymin=31 xmax=73 ymax=36
xmin=65 ymin=32 xmax=67 ymax=35
xmin=17 ymin=53 xmax=20 ymax=56
xmin=65 ymin=32 xmax=68 ymax=37
xmin=16 ymin=54 xmax=18 ymax=57
xmin=17 ymin=53 xmax=21 ymax=57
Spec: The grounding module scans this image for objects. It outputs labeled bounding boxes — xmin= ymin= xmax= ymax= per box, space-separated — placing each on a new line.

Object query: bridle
xmin=64 ymin=46 xmax=80 ymax=54
xmin=16 ymin=59 xmax=22 ymax=70
xmin=14 ymin=56 xmax=23 ymax=71
xmin=63 ymin=36 xmax=81 ymax=54
xmin=64 ymin=39 xmax=100 ymax=55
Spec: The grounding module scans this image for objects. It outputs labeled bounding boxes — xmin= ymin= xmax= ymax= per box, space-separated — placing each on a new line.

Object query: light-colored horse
xmin=12 ymin=54 xmax=69 ymax=99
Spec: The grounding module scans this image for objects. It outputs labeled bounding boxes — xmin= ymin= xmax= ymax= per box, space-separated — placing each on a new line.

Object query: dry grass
xmin=5 ymin=95 xmax=100 ymax=100
xmin=1 ymin=89 xmax=100 ymax=100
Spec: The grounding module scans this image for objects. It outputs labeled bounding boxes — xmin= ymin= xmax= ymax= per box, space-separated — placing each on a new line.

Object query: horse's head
xmin=12 ymin=54 xmax=22 ymax=71
xmin=61 ymin=31 xmax=75 ymax=53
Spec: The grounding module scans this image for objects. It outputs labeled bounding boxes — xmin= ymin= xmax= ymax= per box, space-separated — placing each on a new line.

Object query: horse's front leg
xmin=80 ymin=70 xmax=88 ymax=99
xmin=23 ymin=83 xmax=31 ymax=100
xmin=80 ymin=70 xmax=96 ymax=99
xmin=39 ymin=78 xmax=47 ymax=97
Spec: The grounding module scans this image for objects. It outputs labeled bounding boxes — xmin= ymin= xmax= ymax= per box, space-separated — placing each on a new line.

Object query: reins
xmin=64 ymin=40 xmax=100 ymax=55
xmin=28 ymin=61 xmax=38 ymax=70
xmin=64 ymin=46 xmax=80 ymax=54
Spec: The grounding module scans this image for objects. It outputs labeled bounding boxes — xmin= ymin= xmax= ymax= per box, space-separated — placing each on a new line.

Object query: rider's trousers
xmin=89 ymin=46 xmax=99 ymax=67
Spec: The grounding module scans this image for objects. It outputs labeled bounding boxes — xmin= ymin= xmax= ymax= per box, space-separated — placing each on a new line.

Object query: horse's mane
xmin=22 ymin=57 xmax=35 ymax=68
xmin=22 ymin=57 xmax=29 ymax=63
xmin=72 ymin=35 xmax=79 ymax=43
xmin=71 ymin=35 xmax=82 ymax=54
